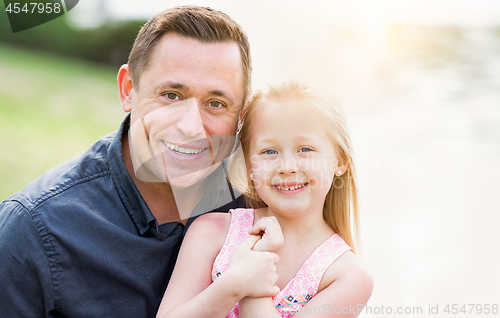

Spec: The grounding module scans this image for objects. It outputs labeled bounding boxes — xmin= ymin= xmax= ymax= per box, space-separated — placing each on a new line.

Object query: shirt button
xmin=141 ymin=218 xmax=147 ymax=227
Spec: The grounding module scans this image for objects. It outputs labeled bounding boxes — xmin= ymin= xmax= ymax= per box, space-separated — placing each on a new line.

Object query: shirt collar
xmin=107 ymin=115 xmax=178 ymax=239
xmin=189 ymin=162 xmax=238 ymax=218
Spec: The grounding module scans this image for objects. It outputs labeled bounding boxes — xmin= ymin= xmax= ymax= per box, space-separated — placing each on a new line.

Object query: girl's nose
xmin=277 ymin=156 xmax=298 ymax=176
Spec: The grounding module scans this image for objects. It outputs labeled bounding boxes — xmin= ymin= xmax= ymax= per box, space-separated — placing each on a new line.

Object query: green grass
xmin=0 ymin=43 xmax=126 ymax=199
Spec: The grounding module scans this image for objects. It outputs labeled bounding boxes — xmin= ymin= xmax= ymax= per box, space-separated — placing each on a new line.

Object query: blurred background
xmin=1 ymin=0 xmax=499 ymax=316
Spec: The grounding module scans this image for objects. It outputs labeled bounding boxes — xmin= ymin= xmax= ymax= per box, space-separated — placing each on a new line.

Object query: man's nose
xmin=176 ymin=97 xmax=205 ymax=138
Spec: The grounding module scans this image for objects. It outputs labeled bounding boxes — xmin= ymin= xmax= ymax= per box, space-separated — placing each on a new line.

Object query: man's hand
xmin=249 ymin=216 xmax=284 ymax=252
xmin=226 ymin=234 xmax=280 ymax=298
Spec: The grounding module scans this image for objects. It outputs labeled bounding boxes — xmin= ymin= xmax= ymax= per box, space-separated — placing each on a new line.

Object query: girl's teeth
xmin=276 ymin=184 xmax=304 ymax=191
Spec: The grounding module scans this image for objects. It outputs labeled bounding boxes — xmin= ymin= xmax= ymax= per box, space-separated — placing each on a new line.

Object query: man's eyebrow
xmin=210 ymin=90 xmax=235 ymax=104
xmin=156 ymin=81 xmax=189 ymax=91
xmin=155 ymin=81 xmax=237 ymax=104
xmin=210 ymin=90 xmax=225 ymax=97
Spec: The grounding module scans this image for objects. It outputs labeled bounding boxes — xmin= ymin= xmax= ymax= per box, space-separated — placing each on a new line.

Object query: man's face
xmin=124 ymin=33 xmax=244 ymax=188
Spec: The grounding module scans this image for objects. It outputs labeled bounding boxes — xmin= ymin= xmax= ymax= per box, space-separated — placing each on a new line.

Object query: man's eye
xmin=165 ymin=93 xmax=179 ymax=100
xmin=209 ymin=101 xmax=225 ymax=108
xmin=263 ymin=149 xmax=277 ymax=155
xmin=299 ymin=147 xmax=313 ymax=153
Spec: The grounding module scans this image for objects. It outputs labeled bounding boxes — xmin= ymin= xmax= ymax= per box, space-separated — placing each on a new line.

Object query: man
xmin=0 ymin=6 xmax=277 ymax=317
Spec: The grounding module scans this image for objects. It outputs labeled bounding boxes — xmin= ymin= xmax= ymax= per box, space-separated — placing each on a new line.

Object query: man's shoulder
xmin=4 ymin=131 xmax=118 ymax=212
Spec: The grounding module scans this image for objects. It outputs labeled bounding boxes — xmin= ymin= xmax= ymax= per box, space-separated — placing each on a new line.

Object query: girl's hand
xmin=248 ymin=216 xmax=284 ymax=252
xmin=228 ymin=234 xmax=281 ymax=297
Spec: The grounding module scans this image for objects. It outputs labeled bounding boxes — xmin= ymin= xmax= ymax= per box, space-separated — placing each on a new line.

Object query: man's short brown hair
xmin=128 ymin=5 xmax=251 ymax=97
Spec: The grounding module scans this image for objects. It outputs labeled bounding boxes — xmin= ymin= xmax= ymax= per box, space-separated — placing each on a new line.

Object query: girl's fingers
xmin=249 ymin=217 xmax=284 ymax=252
xmin=248 ymin=217 xmax=280 ymax=235
xmin=239 ymin=233 xmax=265 ymax=249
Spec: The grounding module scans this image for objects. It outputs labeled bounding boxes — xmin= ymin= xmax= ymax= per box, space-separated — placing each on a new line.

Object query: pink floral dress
xmin=211 ymin=208 xmax=352 ymax=318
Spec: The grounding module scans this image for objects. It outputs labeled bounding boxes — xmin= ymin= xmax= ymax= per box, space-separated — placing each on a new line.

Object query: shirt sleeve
xmin=0 ymin=200 xmax=56 ymax=317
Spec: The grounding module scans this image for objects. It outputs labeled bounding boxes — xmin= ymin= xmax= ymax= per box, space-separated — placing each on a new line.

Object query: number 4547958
xmin=444 ymin=304 xmax=498 ymax=315
xmin=5 ymin=2 xmax=62 ymax=14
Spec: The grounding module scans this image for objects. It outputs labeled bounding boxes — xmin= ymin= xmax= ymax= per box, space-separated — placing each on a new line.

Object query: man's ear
xmin=237 ymin=90 xmax=252 ymax=134
xmin=236 ymin=110 xmax=244 ymax=134
xmin=117 ymin=64 xmax=134 ymax=113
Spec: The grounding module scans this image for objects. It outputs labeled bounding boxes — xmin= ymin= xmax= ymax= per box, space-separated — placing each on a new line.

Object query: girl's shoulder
xmin=192 ymin=208 xmax=255 ymax=229
xmin=186 ymin=212 xmax=232 ymax=253
xmin=318 ymin=250 xmax=374 ymax=295
xmin=188 ymin=208 xmax=255 ymax=246
xmin=193 ymin=211 xmax=232 ymax=226
xmin=190 ymin=212 xmax=232 ymax=234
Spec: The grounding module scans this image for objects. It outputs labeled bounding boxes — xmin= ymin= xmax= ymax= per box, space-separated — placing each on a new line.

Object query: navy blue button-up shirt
xmin=0 ymin=116 xmax=245 ymax=317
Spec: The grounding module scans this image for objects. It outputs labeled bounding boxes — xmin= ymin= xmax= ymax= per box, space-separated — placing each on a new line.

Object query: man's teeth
xmin=164 ymin=142 xmax=205 ymax=155
xmin=275 ymin=184 xmax=305 ymax=191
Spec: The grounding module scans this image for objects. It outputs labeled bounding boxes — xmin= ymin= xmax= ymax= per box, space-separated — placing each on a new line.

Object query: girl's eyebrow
xmin=255 ymin=137 xmax=276 ymax=143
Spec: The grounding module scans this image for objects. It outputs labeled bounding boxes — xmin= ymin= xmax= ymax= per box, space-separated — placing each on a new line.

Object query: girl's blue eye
xmin=299 ymin=147 xmax=313 ymax=152
xmin=263 ymin=149 xmax=277 ymax=155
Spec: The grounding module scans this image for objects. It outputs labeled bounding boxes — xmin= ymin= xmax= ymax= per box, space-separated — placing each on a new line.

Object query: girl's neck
xmin=256 ymin=205 xmax=334 ymax=241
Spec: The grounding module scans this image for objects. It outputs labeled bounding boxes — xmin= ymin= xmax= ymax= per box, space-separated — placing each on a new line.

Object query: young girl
xmin=157 ymin=79 xmax=373 ymax=318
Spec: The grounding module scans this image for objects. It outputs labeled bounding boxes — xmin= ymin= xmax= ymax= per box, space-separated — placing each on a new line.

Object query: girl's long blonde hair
xmin=230 ymin=78 xmax=360 ymax=253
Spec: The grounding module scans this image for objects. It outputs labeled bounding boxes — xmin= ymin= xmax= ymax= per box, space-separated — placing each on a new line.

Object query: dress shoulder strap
xmin=299 ymin=234 xmax=352 ymax=290
xmin=212 ymin=208 xmax=254 ymax=279
xmin=273 ymin=234 xmax=352 ymax=315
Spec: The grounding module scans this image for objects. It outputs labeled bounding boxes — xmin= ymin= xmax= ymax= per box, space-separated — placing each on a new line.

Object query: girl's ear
xmin=336 ymin=159 xmax=349 ymax=176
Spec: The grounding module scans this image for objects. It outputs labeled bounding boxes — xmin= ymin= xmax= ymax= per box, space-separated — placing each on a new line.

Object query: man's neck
xmin=122 ymin=133 xmax=191 ymax=225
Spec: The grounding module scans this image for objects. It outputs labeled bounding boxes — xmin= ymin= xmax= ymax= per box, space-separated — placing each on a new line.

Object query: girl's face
xmin=248 ymin=102 xmax=344 ymax=218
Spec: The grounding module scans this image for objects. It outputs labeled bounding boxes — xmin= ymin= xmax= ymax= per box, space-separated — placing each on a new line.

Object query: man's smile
xmin=162 ymin=141 xmax=207 ymax=155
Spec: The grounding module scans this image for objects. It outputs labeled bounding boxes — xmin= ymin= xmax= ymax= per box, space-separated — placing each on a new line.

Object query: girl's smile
xmin=272 ymin=182 xmax=308 ymax=193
